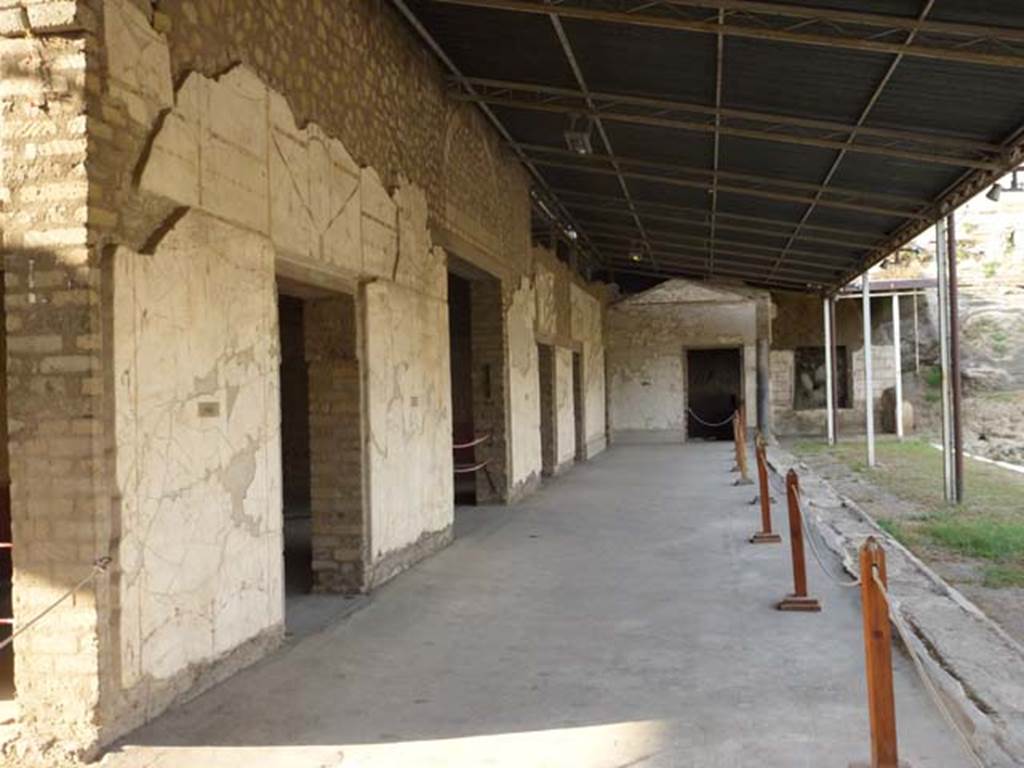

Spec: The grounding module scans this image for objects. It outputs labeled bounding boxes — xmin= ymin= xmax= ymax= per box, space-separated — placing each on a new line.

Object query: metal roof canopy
xmin=394 ymin=0 xmax=1024 ymax=293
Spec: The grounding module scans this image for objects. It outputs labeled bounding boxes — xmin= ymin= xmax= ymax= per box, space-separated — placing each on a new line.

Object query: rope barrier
xmin=0 ymin=556 xmax=111 ymax=653
xmin=871 ymin=567 xmax=986 ymax=768
xmin=686 ymin=408 xmax=736 ymax=428
xmin=793 ymin=482 xmax=862 ymax=590
xmin=452 ymin=432 xmax=492 ymax=450
xmin=454 ymin=459 xmax=491 ymax=475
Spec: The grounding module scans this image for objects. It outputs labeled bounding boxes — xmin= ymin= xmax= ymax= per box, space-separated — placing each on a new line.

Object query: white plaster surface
xmin=113 ymin=211 xmax=284 ymax=688
xmin=607 ymin=280 xmax=766 ymax=440
xmin=507 ymin=277 xmax=542 ymax=489
xmin=104 ymin=0 xmax=173 ymax=125
xmin=570 ymin=285 xmax=607 ymax=454
xmin=364 ymin=281 xmax=454 ymax=560
xmin=555 ymin=347 xmax=576 ymax=466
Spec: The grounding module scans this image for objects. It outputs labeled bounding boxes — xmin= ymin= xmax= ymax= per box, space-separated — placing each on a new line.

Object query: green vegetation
xmin=791 ymin=438 xmax=1024 ymax=589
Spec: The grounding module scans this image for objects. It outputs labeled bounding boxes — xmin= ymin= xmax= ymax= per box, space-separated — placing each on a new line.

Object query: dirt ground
xmin=789 ymin=443 xmax=1024 ymax=647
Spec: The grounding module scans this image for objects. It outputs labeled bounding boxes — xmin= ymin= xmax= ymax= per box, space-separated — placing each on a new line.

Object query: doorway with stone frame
xmin=276 ymin=278 xmax=366 ymax=621
xmin=447 ymin=259 xmax=508 ymax=507
xmin=572 ymin=351 xmax=586 ymax=462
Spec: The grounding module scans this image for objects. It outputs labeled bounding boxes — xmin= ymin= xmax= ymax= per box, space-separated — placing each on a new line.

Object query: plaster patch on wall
xmin=554 ymin=346 xmax=576 ymax=466
xmin=507 ymin=276 xmax=542 ymax=491
xmin=570 ymin=285 xmax=607 ymax=454
xmin=364 ymin=281 xmax=454 ymax=561
xmin=113 ymin=210 xmax=283 ymax=690
xmin=607 ymin=280 xmax=760 ymax=440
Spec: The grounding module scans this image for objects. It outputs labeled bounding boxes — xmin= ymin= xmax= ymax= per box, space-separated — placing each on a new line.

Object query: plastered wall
xmin=0 ymin=0 xmax=609 ymax=759
xmin=554 ymin=347 xmax=576 ymax=468
xmin=113 ymin=211 xmax=284 ymax=699
xmin=607 ymin=281 xmax=763 ymax=443
xmin=507 ymin=278 xmax=542 ymax=498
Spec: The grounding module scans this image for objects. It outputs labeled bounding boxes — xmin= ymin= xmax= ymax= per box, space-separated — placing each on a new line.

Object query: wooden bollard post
xmin=852 ymin=537 xmax=900 ymax=768
xmin=731 ymin=409 xmax=741 ymax=472
xmin=777 ymin=469 xmax=821 ymax=611
xmin=750 ymin=433 xmax=781 ymax=544
xmin=734 ymin=405 xmax=753 ymax=486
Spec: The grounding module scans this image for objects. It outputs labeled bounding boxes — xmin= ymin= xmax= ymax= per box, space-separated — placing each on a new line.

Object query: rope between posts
xmin=686 ymin=408 xmax=736 ymax=428
xmin=0 ymin=556 xmax=111 ymax=653
xmin=871 ymin=567 xmax=986 ymax=768
xmin=796 ymin=485 xmax=862 ymax=590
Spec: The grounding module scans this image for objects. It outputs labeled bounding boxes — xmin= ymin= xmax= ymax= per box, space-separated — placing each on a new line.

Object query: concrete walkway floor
xmin=100 ymin=444 xmax=964 ymax=767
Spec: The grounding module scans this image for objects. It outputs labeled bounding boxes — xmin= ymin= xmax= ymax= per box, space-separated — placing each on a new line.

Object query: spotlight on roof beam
xmin=987 ymin=183 xmax=1002 ymax=202
xmin=564 ymin=115 xmax=594 ymax=156
xmin=629 ymin=249 xmax=643 ymax=263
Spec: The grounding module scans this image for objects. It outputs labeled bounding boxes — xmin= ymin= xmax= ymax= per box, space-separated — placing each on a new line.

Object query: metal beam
xmin=547 ymin=14 xmax=654 ymax=266
xmin=603 ymin=257 xmax=822 ymax=290
xmin=432 ymin=0 xmax=1024 ymax=69
xmin=520 ymin=142 xmax=928 ymax=208
xmin=657 ymin=1 xmax=1024 ymax=46
xmin=580 ymin=220 xmax=854 ymax=269
xmin=770 ymin=0 xmax=934 ymax=280
xmin=709 ymin=7 xmax=724 ymax=277
xmin=456 ymin=77 xmax=1002 ymax=154
xmin=551 ymin=187 xmax=881 ymax=243
xmin=457 ymin=91 xmax=1001 ymax=171
xmin=529 ymin=155 xmax=926 ymax=219
xmin=593 ymin=236 xmax=841 ymax=278
xmin=565 ymin=199 xmax=868 ymax=252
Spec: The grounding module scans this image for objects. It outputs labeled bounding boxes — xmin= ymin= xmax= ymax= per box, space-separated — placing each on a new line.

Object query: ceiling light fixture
xmin=564 ymin=114 xmax=594 ymax=156
xmin=986 ymin=183 xmax=1002 ymax=202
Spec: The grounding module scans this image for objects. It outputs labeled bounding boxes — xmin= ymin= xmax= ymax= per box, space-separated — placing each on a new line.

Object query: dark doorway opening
xmin=572 ymin=351 xmax=585 ymax=461
xmin=448 ymin=273 xmax=477 ymax=505
xmin=278 ymin=293 xmax=313 ymax=596
xmin=448 ymin=263 xmax=508 ymax=506
xmin=538 ymin=344 xmax=556 ymax=476
xmin=686 ymin=348 xmax=742 ymax=441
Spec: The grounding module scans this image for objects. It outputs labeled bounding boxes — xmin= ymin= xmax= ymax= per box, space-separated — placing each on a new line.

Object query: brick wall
xmin=0 ymin=9 xmax=109 ymax=758
xmin=304 ymin=296 xmax=364 ymax=593
xmin=470 ymin=279 xmax=508 ymax=502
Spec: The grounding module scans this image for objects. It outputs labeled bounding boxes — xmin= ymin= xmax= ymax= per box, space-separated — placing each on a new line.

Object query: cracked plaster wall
xmin=507 ymin=277 xmax=542 ymax=496
xmin=607 ymin=282 xmax=760 ymax=442
xmin=554 ymin=347 xmax=576 ymax=468
xmin=113 ymin=210 xmax=283 ymax=697
xmin=570 ymin=284 xmax=608 ymax=457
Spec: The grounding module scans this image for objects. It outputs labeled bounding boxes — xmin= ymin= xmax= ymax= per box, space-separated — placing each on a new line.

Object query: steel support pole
xmin=892 ymin=294 xmax=903 ymax=440
xmin=863 ymin=274 xmax=876 ymax=467
xmin=947 ymin=213 xmax=964 ymax=503
xmin=936 ymin=217 xmax=954 ymax=502
xmin=830 ymin=297 xmax=839 ymax=441
xmin=824 ymin=297 xmax=836 ymax=445
xmin=912 ymin=292 xmax=920 ymax=375
xmin=755 ymin=300 xmax=771 ymax=436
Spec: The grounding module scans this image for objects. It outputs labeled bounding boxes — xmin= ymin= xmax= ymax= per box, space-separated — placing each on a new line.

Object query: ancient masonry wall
xmin=606 ymin=281 xmax=763 ymax=444
xmin=1 ymin=0 xmax=608 ymax=760
xmin=0 ymin=1 xmax=107 ymax=762
xmin=771 ymin=292 xmax=897 ymax=436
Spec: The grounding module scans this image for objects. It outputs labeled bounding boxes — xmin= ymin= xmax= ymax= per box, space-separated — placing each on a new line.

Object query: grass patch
xmin=983 ymin=564 xmax=1024 ymax=588
xmin=876 ymin=517 xmax=911 ymax=546
xmin=922 ymin=516 xmax=1024 ymax=561
xmin=790 ymin=437 xmax=1024 ymax=588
